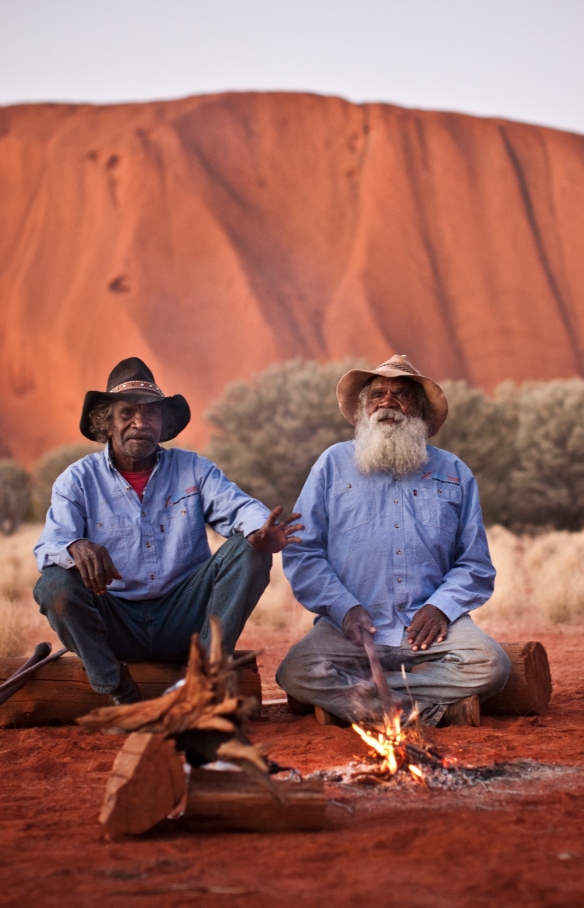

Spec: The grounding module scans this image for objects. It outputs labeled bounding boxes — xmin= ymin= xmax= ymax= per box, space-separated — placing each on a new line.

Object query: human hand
xmin=67 ymin=539 xmax=122 ymax=595
xmin=342 ymin=605 xmax=376 ymax=646
xmin=407 ymin=604 xmax=449 ymax=651
xmin=247 ymin=506 xmax=304 ymax=554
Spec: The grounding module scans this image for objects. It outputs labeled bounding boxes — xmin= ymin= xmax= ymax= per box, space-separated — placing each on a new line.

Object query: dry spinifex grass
xmin=0 ymin=525 xmax=55 ymax=657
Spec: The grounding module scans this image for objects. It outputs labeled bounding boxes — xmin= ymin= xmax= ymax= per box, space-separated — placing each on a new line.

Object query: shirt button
xmin=146 ymin=542 xmax=151 ymax=548
xmin=142 ymin=512 xmax=146 ymax=517
xmin=393 ymin=499 xmax=398 ymax=504
xmin=397 ymin=605 xmax=405 ymax=611
xmin=150 ymin=574 xmax=156 ymax=580
xmin=396 ymin=550 xmax=401 ymax=555
xmin=97 ymin=522 xmax=102 ymax=528
xmin=394 ymin=523 xmax=399 ymax=528
xmin=397 ymin=578 xmax=402 ymax=583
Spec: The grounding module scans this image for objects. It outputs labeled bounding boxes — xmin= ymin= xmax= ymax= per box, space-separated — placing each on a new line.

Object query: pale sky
xmin=1 ymin=0 xmax=583 ymax=134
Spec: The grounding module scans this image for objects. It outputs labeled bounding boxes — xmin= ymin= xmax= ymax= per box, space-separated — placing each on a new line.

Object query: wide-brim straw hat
xmin=336 ymin=354 xmax=448 ymax=437
xmin=80 ymin=357 xmax=190 ymax=442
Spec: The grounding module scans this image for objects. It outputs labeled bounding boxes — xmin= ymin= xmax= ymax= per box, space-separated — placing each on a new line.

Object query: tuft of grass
xmin=476 ymin=526 xmax=584 ymax=627
xmin=0 ymin=525 xmax=56 ymax=657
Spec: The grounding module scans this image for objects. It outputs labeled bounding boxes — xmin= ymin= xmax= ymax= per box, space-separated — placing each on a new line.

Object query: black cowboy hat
xmin=80 ymin=357 xmax=191 ymax=442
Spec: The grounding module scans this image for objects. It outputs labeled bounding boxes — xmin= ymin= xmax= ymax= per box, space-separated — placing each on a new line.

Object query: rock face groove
xmin=1 ymin=92 xmax=584 ymax=462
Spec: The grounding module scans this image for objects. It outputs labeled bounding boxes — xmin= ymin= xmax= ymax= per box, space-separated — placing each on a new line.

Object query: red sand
xmin=3 ymin=94 xmax=584 ymax=464
xmin=1 ymin=626 xmax=584 ymax=907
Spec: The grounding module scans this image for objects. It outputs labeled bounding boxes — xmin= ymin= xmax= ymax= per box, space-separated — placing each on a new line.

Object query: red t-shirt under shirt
xmin=119 ymin=469 xmax=153 ymax=500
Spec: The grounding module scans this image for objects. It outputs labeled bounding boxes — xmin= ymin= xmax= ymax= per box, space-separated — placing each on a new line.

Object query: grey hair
xmin=88 ymin=399 xmax=174 ymax=443
xmin=88 ymin=401 xmax=115 ymax=443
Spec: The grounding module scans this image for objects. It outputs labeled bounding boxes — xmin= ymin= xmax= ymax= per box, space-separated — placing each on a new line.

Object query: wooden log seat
xmin=0 ymin=651 xmax=261 ymax=728
xmin=482 ymin=641 xmax=552 ymax=716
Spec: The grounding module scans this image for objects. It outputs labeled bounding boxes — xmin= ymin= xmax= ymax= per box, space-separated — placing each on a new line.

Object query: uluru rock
xmin=1 ymin=92 xmax=584 ymax=464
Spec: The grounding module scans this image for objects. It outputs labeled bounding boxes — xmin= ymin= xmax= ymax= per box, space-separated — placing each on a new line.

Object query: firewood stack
xmin=78 ymin=617 xmax=326 ymax=837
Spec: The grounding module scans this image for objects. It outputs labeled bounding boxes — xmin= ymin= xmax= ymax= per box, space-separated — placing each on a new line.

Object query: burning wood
xmin=351 ymin=706 xmax=447 ymax=785
xmin=351 ymin=633 xmax=448 ymax=784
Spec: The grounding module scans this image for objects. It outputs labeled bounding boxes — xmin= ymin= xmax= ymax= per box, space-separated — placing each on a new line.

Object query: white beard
xmin=354 ymin=408 xmax=428 ymax=477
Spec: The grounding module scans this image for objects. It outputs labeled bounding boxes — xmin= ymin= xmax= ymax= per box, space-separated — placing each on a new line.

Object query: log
xmin=0 ymin=651 xmax=261 ymax=727
xmin=100 ymin=732 xmax=186 ymax=838
xmin=482 ymin=641 xmax=552 ymax=716
xmin=183 ymin=768 xmax=327 ymax=832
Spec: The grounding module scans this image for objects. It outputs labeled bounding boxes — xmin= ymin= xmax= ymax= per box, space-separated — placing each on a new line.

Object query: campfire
xmin=347 ymin=634 xmax=448 ymax=785
xmin=351 ymin=706 xmax=446 ymax=784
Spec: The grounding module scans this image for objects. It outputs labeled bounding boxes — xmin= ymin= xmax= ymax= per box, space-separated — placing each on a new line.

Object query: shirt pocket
xmin=162 ymin=506 xmax=198 ymax=563
xmin=91 ymin=517 xmax=129 ymax=570
xmin=329 ymin=479 xmax=377 ymax=533
xmin=413 ymin=485 xmax=460 ymax=533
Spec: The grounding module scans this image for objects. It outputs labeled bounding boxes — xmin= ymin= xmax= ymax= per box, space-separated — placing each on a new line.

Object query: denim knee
xmin=221 ymin=532 xmax=272 ymax=576
xmin=33 ymin=565 xmax=83 ymax=615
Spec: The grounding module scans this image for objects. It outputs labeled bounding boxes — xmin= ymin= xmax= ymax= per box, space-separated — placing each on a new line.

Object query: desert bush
xmin=31 ymin=443 xmax=100 ymax=521
xmin=0 ymin=460 xmax=32 ymax=535
xmin=431 ymin=381 xmax=520 ymax=526
xmin=205 ymin=359 xmax=366 ymax=512
xmin=509 ymin=380 xmax=584 ymax=531
xmin=434 ymin=379 xmax=584 ymax=530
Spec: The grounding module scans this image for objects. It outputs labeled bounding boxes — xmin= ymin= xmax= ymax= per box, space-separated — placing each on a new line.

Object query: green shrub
xmin=509 ymin=380 xmax=584 ymax=531
xmin=0 ymin=461 xmax=32 ymax=535
xmin=205 ymin=358 xmax=366 ymax=512
xmin=32 ymin=443 xmax=100 ymax=521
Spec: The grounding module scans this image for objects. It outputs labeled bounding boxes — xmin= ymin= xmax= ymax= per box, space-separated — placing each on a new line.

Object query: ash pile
xmin=306 ymin=758 xmax=575 ymax=793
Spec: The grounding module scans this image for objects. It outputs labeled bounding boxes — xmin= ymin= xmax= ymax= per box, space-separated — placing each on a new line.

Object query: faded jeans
xmin=34 ymin=533 xmax=271 ymax=693
xmin=276 ymin=615 xmax=511 ymax=726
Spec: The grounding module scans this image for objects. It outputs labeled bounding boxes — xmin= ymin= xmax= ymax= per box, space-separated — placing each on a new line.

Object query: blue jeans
xmin=34 ymin=534 xmax=271 ymax=693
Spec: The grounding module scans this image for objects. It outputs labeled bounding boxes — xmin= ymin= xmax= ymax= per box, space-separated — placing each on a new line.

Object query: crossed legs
xmin=276 ymin=615 xmax=510 ymax=726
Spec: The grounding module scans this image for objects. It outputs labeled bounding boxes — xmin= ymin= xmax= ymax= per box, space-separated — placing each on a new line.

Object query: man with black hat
xmin=33 ymin=358 xmax=302 ymax=705
xmin=277 ymin=355 xmax=510 ymax=728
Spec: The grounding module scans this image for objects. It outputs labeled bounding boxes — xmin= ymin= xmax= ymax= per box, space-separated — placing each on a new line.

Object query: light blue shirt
xmin=34 ymin=446 xmax=270 ymax=600
xmin=282 ymin=442 xmax=495 ymax=646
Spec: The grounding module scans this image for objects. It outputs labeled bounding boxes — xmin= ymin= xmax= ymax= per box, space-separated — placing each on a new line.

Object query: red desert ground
xmin=2 ymin=94 xmax=584 ymax=908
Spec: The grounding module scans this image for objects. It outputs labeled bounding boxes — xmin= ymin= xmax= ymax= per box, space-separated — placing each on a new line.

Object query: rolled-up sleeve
xmin=282 ymin=467 xmax=360 ymax=631
xmin=33 ymin=469 xmax=87 ymax=571
xmin=196 ymin=457 xmax=271 ymax=538
xmin=425 ymin=471 xmax=495 ymax=622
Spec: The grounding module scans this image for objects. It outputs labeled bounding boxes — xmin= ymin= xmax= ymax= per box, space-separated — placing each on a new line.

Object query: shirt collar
xmin=103 ymin=443 xmax=164 ymax=473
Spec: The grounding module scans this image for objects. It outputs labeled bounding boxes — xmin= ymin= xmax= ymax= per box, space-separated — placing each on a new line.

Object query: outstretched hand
xmin=407 ymin=604 xmax=450 ymax=651
xmin=247 ymin=506 xmax=304 ymax=554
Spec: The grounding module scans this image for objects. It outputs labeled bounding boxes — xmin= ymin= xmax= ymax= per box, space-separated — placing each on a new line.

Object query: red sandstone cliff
xmin=1 ymin=92 xmax=584 ymax=463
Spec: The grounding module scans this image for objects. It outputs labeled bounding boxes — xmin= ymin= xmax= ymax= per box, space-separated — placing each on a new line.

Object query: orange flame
xmin=352 ymin=710 xmax=408 ymax=776
xmin=352 ymin=709 xmax=428 ymax=783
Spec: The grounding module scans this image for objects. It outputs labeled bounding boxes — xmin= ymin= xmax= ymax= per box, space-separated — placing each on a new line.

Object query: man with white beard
xmin=277 ymin=355 xmax=510 ymax=727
